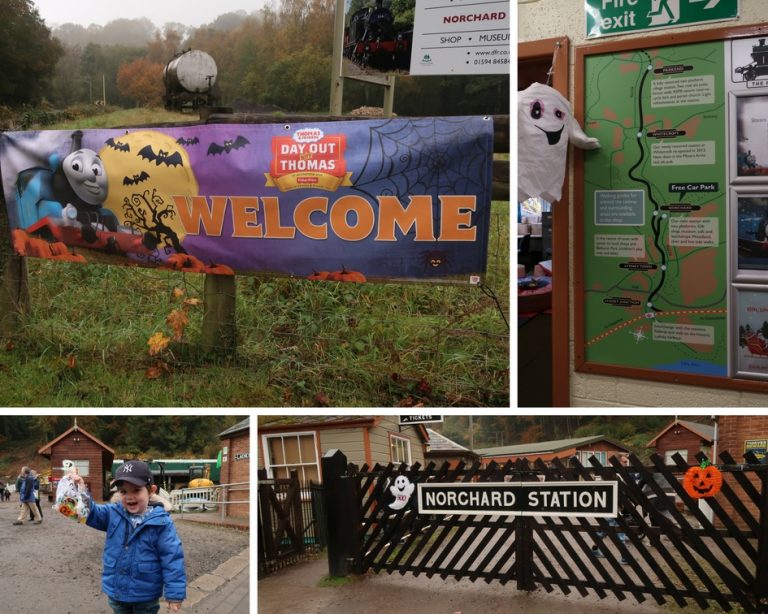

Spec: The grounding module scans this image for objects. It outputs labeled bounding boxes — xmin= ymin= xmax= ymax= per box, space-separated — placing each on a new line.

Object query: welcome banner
xmin=0 ymin=117 xmax=493 ymax=282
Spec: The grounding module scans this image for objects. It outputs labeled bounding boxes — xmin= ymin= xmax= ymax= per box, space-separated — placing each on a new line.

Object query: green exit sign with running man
xmin=586 ymin=0 xmax=739 ymax=39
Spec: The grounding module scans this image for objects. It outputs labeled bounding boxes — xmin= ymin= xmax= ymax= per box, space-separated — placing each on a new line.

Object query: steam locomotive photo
xmin=735 ymin=38 xmax=768 ymax=82
xmin=163 ymin=49 xmax=220 ymax=111
xmin=344 ymin=0 xmax=412 ymax=71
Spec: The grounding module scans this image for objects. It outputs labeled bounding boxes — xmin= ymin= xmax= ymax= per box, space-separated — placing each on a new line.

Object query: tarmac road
xmin=258 ymin=554 xmax=670 ymax=614
xmin=0 ymin=498 xmax=249 ymax=613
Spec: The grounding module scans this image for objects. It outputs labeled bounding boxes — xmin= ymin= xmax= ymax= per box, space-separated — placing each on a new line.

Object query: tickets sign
xmin=0 ymin=117 xmax=493 ymax=282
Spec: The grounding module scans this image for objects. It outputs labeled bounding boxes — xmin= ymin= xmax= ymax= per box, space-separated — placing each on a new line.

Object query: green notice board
xmin=582 ymin=41 xmax=728 ymax=377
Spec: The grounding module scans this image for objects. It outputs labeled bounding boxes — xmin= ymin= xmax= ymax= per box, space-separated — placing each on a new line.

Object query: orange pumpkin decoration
xmin=683 ymin=461 xmax=723 ymax=499
xmin=203 ymin=263 xmax=235 ymax=276
xmin=328 ymin=266 xmax=366 ymax=283
xmin=12 ymin=229 xmax=29 ymax=255
xmin=165 ymin=253 xmax=206 ymax=273
xmin=307 ymin=270 xmax=330 ymax=281
xmin=48 ymin=242 xmax=70 ymax=257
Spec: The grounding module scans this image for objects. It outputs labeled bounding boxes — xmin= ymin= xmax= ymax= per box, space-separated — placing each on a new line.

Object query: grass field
xmin=0 ymin=108 xmax=509 ymax=407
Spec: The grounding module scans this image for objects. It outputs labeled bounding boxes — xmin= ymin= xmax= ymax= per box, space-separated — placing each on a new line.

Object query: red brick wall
xmin=715 ymin=416 xmax=768 ymax=529
xmin=49 ymin=434 xmax=111 ymax=502
xmin=220 ymin=430 xmax=250 ymax=518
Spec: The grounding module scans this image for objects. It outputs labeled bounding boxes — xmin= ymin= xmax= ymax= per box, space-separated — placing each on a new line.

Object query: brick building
xmin=646 ymin=419 xmax=715 ymax=465
xmin=218 ymin=417 xmax=250 ymax=518
xmin=475 ymin=435 xmax=631 ymax=468
xmin=714 ymin=416 xmax=768 ymax=529
xmin=38 ymin=423 xmax=115 ymax=502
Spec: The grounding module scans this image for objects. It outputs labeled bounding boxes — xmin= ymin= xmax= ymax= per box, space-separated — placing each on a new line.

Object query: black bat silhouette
xmin=123 ymin=171 xmax=151 ymax=186
xmin=176 ymin=137 xmax=200 ymax=146
xmin=106 ymin=137 xmax=130 ymax=152
xmin=207 ymin=136 xmax=250 ymax=155
xmin=137 ymin=145 xmax=184 ymax=167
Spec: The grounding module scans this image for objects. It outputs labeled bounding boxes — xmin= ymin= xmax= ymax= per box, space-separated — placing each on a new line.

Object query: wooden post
xmin=0 ymin=255 xmax=30 ymax=336
xmin=515 ymin=515 xmax=535 ymax=592
xmin=329 ymin=0 xmax=346 ymax=115
xmin=322 ymin=449 xmax=361 ymax=577
xmin=201 ymin=273 xmax=236 ymax=353
xmin=289 ymin=470 xmax=305 ymax=554
xmin=383 ymin=75 xmax=396 ymax=117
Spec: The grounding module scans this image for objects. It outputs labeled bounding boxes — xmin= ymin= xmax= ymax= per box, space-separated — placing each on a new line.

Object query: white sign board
xmin=418 ymin=481 xmax=619 ymax=518
xmin=409 ymin=0 xmax=510 ymax=75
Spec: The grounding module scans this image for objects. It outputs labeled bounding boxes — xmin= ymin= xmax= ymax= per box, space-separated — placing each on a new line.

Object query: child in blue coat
xmin=72 ymin=460 xmax=186 ymax=613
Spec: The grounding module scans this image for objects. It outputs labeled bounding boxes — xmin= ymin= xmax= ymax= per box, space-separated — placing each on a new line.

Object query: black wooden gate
xmin=257 ymin=470 xmax=326 ymax=578
xmin=321 ymin=449 xmax=768 ymax=611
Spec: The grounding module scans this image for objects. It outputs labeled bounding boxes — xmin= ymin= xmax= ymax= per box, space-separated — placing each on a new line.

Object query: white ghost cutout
xmin=518 ymin=82 xmax=600 ymax=204
xmin=388 ymin=475 xmax=415 ymax=511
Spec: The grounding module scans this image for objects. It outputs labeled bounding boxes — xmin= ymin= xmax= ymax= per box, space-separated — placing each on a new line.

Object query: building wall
xmin=715 ymin=416 xmax=768 ymax=529
xmin=258 ymin=418 xmax=427 ymax=482
xmin=718 ymin=416 xmax=768 ymax=460
xmin=49 ymin=434 xmax=110 ymax=501
xmin=318 ymin=426 xmax=367 ymax=466
xmin=368 ymin=416 xmax=426 ymax=466
xmin=519 ymin=0 xmax=768 ymax=407
xmin=652 ymin=428 xmax=709 ymax=464
xmin=220 ymin=430 xmax=249 ymax=518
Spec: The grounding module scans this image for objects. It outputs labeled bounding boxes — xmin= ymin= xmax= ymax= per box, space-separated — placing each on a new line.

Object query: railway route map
xmin=582 ymin=41 xmax=728 ymax=376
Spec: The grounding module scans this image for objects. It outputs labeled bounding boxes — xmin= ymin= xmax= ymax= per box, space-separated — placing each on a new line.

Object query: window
xmin=577 ymin=450 xmax=607 ymax=465
xmin=664 ymin=449 xmax=688 ymax=464
xmin=390 ymin=434 xmax=412 ymax=465
xmin=262 ymin=432 xmax=319 ymax=484
xmin=71 ymin=460 xmax=89 ymax=477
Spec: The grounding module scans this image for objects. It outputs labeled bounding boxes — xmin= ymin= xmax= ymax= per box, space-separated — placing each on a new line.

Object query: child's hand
xmin=166 ymin=601 xmax=182 ymax=611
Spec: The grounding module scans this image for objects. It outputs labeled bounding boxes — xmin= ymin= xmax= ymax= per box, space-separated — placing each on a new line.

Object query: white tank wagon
xmin=163 ymin=49 xmax=219 ymax=111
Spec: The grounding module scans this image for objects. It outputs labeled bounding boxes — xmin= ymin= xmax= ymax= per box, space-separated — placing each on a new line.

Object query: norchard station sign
xmin=417 ymin=481 xmax=619 ymax=518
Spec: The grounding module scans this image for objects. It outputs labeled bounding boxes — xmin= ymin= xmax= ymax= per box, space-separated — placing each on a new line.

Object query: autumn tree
xmin=116 ymin=58 xmax=165 ymax=106
xmin=145 ymin=26 xmax=185 ymax=64
xmin=0 ymin=0 xmax=62 ymax=104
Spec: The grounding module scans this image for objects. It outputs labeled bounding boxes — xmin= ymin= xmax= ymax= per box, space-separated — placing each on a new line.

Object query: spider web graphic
xmin=351 ymin=117 xmax=493 ymax=203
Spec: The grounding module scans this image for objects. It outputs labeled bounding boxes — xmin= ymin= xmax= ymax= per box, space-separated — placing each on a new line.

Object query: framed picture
xmin=731 ymin=189 xmax=768 ymax=281
xmin=730 ymin=91 xmax=768 ymax=182
xmin=732 ymin=284 xmax=768 ymax=380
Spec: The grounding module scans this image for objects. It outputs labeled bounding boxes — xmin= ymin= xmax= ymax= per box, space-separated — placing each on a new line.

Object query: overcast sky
xmin=32 ymin=0 xmax=270 ymax=28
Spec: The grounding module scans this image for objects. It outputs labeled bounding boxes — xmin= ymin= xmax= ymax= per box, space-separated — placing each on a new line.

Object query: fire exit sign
xmin=586 ymin=0 xmax=739 ymax=39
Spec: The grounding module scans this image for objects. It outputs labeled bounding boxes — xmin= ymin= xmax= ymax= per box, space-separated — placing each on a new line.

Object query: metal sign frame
xmin=417 ymin=480 xmax=619 ymax=518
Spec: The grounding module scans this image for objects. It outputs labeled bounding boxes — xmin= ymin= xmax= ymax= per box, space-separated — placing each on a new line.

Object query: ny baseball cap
xmin=111 ymin=460 xmax=153 ymax=488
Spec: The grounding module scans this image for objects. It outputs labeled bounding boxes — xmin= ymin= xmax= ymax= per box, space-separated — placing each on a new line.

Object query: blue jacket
xmin=19 ymin=474 xmax=35 ymax=503
xmin=86 ymin=501 xmax=186 ymax=603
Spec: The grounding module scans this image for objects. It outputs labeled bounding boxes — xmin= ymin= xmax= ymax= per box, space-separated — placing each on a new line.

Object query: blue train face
xmin=63 ymin=149 xmax=108 ymax=204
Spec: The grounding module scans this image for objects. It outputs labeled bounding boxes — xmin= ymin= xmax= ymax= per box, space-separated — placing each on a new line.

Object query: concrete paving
xmin=258 ymin=554 xmax=669 ymax=614
xmin=187 ymin=547 xmax=250 ymax=614
xmin=176 ymin=513 xmax=250 ymax=612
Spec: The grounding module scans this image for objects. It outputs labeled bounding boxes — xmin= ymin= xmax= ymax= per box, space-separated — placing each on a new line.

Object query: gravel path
xmin=0 ymin=498 xmax=249 ymax=613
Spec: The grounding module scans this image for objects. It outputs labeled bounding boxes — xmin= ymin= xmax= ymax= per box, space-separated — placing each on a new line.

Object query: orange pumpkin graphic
xmin=683 ymin=462 xmax=722 ymax=499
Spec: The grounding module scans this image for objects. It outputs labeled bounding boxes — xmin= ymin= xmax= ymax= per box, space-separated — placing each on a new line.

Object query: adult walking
xmin=13 ymin=466 xmax=42 ymax=525
xmin=32 ymin=470 xmax=43 ymax=520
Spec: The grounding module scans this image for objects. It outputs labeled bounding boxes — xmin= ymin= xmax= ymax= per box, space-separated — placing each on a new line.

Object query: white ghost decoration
xmin=388 ymin=475 xmax=415 ymax=511
xmin=518 ymin=82 xmax=600 ymax=203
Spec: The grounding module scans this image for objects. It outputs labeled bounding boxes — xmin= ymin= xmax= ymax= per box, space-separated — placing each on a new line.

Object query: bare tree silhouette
xmin=122 ymin=189 xmax=186 ymax=256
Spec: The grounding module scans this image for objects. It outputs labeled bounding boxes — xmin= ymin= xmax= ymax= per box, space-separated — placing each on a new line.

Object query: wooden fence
xmin=320 ymin=448 xmax=768 ymax=611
